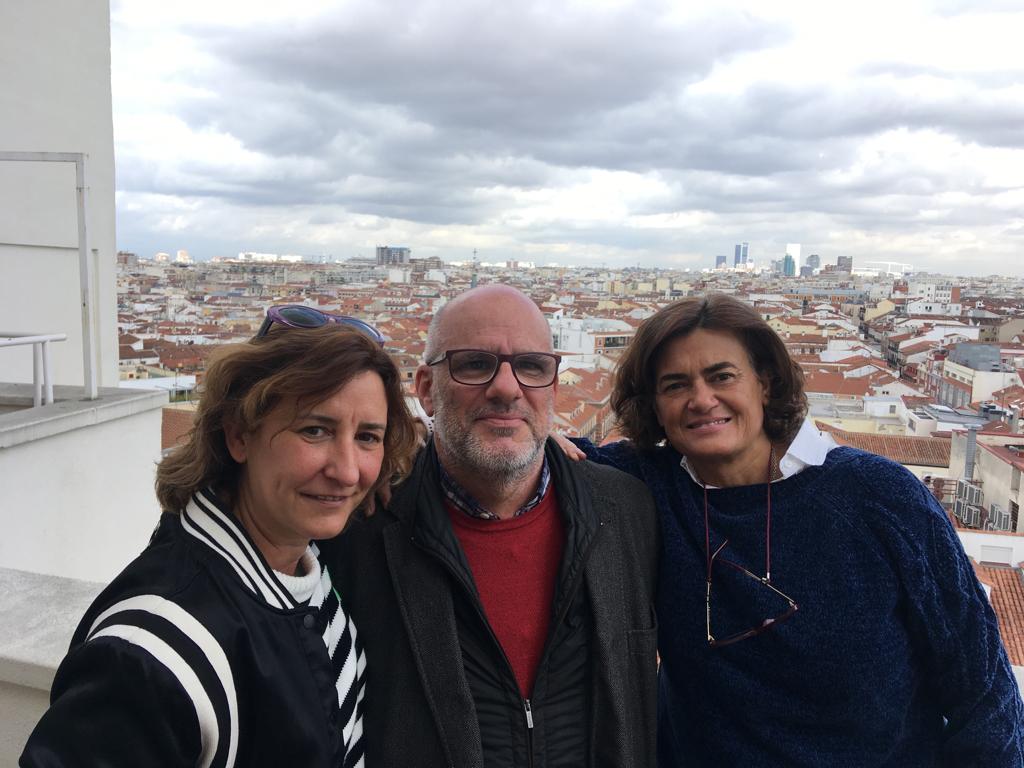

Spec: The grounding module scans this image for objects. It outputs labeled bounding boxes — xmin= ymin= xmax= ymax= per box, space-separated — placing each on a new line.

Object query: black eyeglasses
xmin=256 ymin=305 xmax=384 ymax=345
xmin=427 ymin=349 xmax=561 ymax=388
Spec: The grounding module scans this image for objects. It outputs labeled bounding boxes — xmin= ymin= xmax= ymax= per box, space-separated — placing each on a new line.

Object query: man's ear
xmin=414 ymin=364 xmax=436 ymax=417
xmin=224 ymin=421 xmax=249 ymax=464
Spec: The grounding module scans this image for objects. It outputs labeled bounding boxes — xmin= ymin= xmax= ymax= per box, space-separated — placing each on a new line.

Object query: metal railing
xmin=0 ymin=332 xmax=67 ymax=406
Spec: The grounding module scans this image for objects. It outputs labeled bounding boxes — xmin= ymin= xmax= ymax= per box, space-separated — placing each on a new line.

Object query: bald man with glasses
xmin=327 ymin=284 xmax=659 ymax=768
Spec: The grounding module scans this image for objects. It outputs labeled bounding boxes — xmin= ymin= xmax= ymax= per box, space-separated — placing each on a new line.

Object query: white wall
xmin=0 ymin=682 xmax=48 ymax=765
xmin=958 ymin=530 xmax=1024 ymax=567
xmin=971 ymin=369 xmax=1022 ymax=405
xmin=0 ymin=566 xmax=105 ymax=764
xmin=863 ymin=396 xmax=901 ymax=417
xmin=0 ymin=408 xmax=163 ymax=582
xmin=0 ymin=0 xmax=117 ymax=388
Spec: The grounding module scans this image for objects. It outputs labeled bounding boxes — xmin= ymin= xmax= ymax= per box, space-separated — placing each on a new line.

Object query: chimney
xmin=963 ymin=425 xmax=979 ymax=480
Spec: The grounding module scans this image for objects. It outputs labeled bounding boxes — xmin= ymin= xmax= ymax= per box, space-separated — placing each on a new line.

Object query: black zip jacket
xmin=326 ymin=439 xmax=659 ymax=768
xmin=21 ymin=490 xmax=363 ymax=767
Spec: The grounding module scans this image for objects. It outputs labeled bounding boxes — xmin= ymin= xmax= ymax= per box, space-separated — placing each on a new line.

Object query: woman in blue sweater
xmin=570 ymin=294 xmax=1023 ymax=766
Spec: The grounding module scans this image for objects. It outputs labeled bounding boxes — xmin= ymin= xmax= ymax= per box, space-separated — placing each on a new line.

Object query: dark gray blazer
xmin=327 ymin=439 xmax=660 ymax=768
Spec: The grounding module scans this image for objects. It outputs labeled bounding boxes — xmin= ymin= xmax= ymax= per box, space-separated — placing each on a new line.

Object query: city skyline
xmin=111 ymin=0 xmax=1024 ymax=275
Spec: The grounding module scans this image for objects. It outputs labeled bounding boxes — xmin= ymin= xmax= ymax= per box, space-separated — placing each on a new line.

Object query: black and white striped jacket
xmin=22 ymin=489 xmax=365 ymax=768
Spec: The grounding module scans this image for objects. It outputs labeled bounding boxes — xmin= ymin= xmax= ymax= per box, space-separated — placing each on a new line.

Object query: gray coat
xmin=327 ymin=439 xmax=660 ymax=768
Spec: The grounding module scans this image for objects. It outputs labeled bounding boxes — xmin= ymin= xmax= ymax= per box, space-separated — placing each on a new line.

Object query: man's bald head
xmin=425 ymin=285 xmax=552 ymax=363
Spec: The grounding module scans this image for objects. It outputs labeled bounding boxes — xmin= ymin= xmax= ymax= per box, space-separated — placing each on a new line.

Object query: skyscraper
xmin=785 ymin=243 xmax=801 ymax=271
xmin=734 ymin=242 xmax=749 ymax=266
xmin=806 ymin=254 xmax=821 ymax=271
xmin=716 ymin=255 xmax=727 ymax=269
xmin=837 ymin=255 xmax=853 ymax=273
xmin=783 ymin=253 xmax=796 ymax=277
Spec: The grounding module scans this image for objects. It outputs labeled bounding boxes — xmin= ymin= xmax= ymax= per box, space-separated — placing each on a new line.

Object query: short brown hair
xmin=155 ymin=324 xmax=416 ymax=513
xmin=613 ymin=294 xmax=807 ymax=451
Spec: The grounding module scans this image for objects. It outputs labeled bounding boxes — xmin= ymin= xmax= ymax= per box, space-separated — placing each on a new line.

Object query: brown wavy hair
xmin=613 ymin=293 xmax=807 ymax=451
xmin=155 ymin=324 xmax=416 ymax=513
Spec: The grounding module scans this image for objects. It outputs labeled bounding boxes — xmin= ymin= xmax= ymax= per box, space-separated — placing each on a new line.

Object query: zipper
xmin=412 ymin=535 xmax=537 ymax=760
xmin=520 ymin=519 xmax=604 ymax=767
xmin=524 ymin=698 xmax=535 ymax=768
xmin=412 ymin=518 xmax=605 ymax=765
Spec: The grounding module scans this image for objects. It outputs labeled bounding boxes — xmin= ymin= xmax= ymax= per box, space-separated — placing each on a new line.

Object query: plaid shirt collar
xmin=436 ymin=451 xmax=551 ymax=521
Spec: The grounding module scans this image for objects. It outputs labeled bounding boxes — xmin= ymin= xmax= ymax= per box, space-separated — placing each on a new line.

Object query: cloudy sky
xmin=110 ymin=0 xmax=1024 ymax=275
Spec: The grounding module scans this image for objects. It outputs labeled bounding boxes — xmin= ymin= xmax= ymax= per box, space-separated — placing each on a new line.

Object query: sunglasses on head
xmin=256 ymin=304 xmax=385 ymax=346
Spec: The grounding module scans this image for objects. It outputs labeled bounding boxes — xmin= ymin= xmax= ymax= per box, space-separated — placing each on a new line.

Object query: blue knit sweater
xmin=576 ymin=439 xmax=1024 ymax=767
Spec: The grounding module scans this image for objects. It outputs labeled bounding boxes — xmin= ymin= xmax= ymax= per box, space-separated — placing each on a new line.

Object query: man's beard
xmin=433 ymin=401 xmax=549 ymax=486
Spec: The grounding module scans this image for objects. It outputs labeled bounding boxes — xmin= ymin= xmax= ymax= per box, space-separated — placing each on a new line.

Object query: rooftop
xmin=816 ymin=421 xmax=951 ymax=467
xmin=974 ymin=563 xmax=1024 ymax=666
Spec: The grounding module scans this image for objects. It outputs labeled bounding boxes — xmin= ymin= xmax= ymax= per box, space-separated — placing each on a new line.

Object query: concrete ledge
xmin=0 ymin=384 xmax=167 ymax=449
xmin=0 ymin=567 xmax=103 ymax=691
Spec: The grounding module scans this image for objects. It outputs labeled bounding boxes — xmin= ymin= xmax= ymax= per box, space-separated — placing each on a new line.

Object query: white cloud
xmin=111 ymin=0 xmax=1024 ymax=275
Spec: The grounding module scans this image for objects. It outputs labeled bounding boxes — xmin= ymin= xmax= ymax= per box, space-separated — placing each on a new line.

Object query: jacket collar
xmin=389 ymin=440 xmax=473 ymax=581
xmin=542 ymin=438 xmax=600 ymax=612
xmin=181 ymin=488 xmax=300 ymax=610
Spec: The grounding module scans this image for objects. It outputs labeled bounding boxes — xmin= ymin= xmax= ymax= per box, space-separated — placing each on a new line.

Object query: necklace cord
xmin=703 ymin=445 xmax=775 ymax=582
xmin=765 ymin=446 xmax=773 ymax=582
xmin=704 ymin=483 xmax=712 ymax=581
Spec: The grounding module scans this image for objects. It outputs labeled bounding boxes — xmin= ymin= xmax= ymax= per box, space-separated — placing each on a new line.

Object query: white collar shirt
xmin=678 ymin=419 xmax=837 ymax=489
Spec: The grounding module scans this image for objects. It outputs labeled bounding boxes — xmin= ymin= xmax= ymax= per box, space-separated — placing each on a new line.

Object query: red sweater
xmin=446 ymin=487 xmax=564 ymax=697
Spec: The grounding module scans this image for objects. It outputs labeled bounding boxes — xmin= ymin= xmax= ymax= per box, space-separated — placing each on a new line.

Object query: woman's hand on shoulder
xmin=552 ymin=431 xmax=587 ymax=461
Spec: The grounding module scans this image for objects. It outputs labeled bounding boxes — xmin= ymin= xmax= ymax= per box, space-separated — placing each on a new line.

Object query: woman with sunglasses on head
xmin=563 ymin=294 xmax=1023 ymax=767
xmin=22 ymin=307 xmax=416 ymax=768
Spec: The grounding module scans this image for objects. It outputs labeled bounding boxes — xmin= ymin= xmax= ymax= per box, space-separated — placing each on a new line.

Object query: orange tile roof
xmin=785 ymin=333 xmax=827 ymax=343
xmin=989 ymin=384 xmax=1024 ymax=410
xmin=815 ymin=422 xmax=951 ymax=467
xmin=565 ymin=368 xmax=613 ymax=402
xmin=832 ymin=354 xmax=877 ymax=367
xmin=973 ymin=563 xmax=1024 ymax=665
xmin=803 ymin=371 xmax=872 ymax=397
xmin=901 ymin=340 xmax=937 ymax=356
xmin=162 ymin=405 xmax=196 ymax=451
